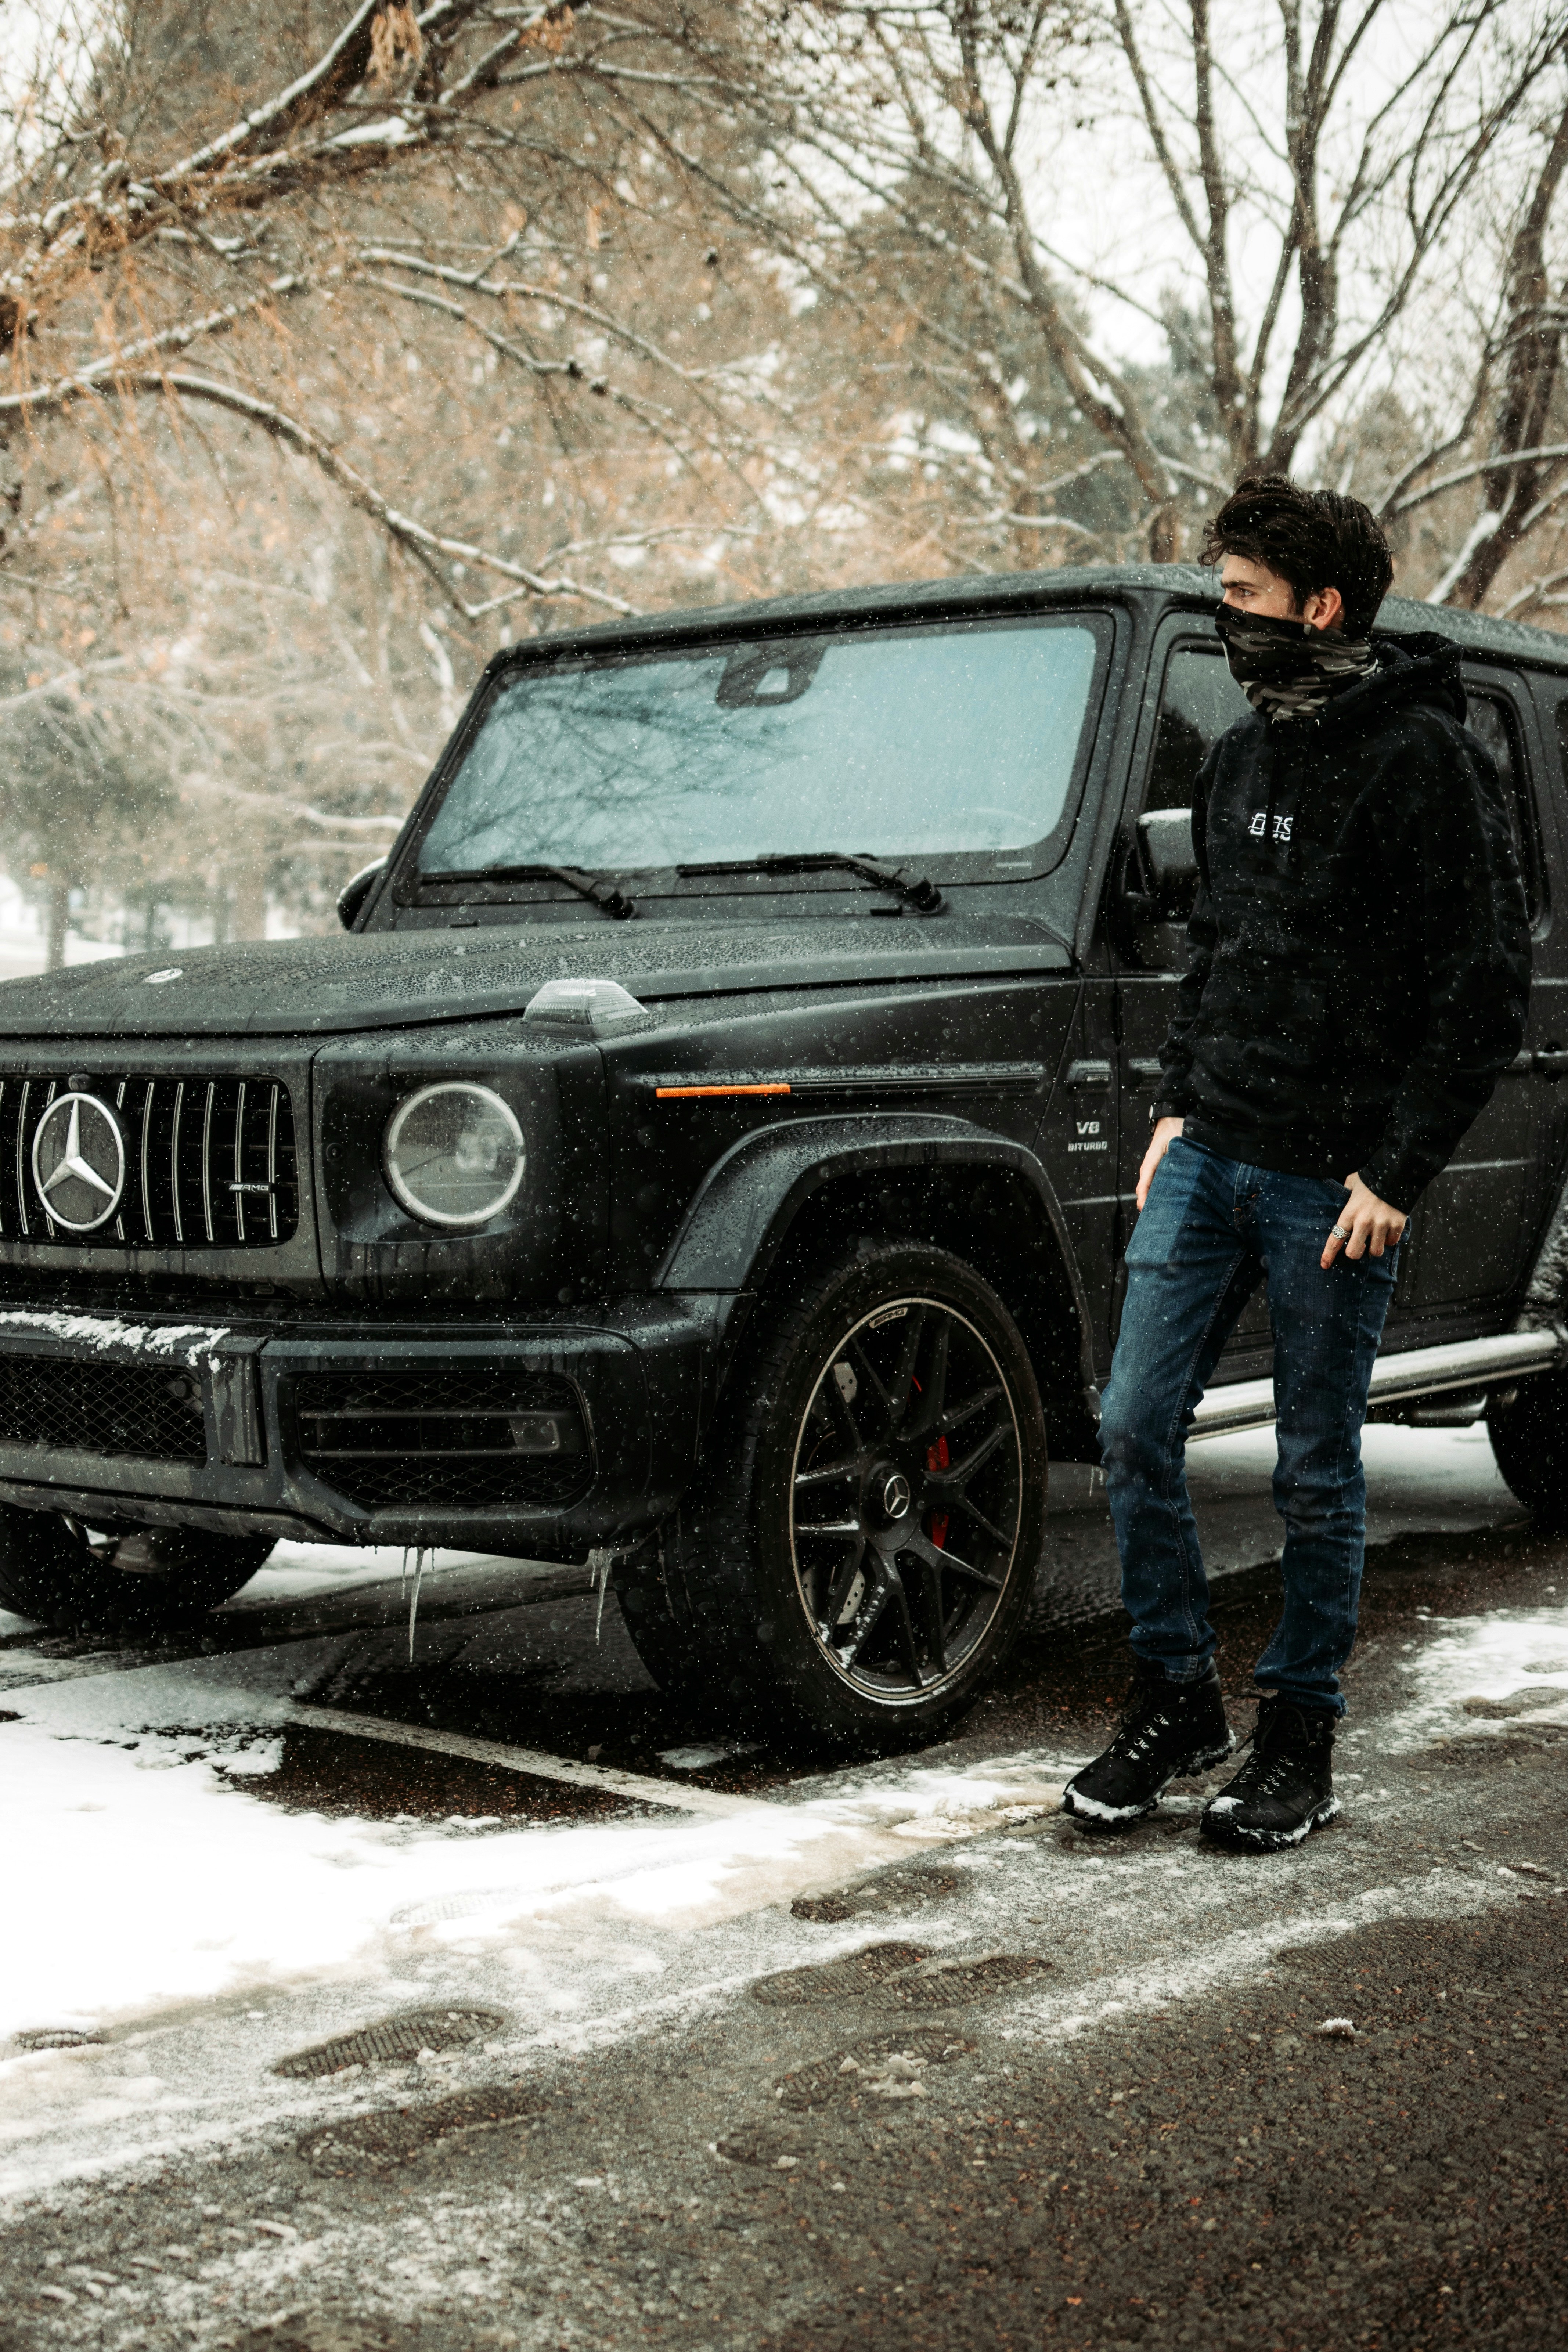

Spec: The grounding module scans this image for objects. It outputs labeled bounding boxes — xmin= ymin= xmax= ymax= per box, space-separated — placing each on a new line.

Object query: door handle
xmin=1125 ymin=1057 xmax=1163 ymax=1085
xmin=1534 ymin=1047 xmax=1568 ymax=1079
xmin=1064 ymin=1058 xmax=1113 ymax=1091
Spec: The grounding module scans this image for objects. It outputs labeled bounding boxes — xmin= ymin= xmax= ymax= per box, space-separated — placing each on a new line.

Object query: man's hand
xmin=1136 ymin=1115 xmax=1185 ymax=1211
xmin=1322 ymin=1173 xmax=1406 ymax=1270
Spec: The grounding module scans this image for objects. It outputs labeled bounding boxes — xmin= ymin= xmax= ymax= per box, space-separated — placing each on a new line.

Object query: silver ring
xmin=1330 ymin=1223 xmax=1352 ymax=1240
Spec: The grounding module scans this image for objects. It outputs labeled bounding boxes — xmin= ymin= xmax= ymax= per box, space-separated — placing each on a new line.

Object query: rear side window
xmin=1469 ymin=690 xmax=1545 ymax=929
xmin=1143 ymin=644 xmax=1251 ymax=812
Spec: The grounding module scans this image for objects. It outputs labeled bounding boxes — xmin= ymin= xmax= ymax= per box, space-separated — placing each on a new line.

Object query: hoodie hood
xmin=1325 ymin=627 xmax=1468 ymax=729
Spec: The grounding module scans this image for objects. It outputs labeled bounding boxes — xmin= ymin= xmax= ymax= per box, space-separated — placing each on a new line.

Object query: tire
xmin=637 ymin=1241 xmax=1047 ymax=1753
xmin=1487 ymin=1370 xmax=1568 ymax=1532
xmin=0 ymin=1508 xmax=274 ymax=1633
xmin=615 ymin=1568 xmax=728 ymax=1717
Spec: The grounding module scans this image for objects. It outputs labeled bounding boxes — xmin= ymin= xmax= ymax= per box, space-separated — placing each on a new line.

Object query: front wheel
xmin=644 ymin=1243 xmax=1047 ymax=1752
xmin=1487 ymin=1370 xmax=1568 ymax=1532
xmin=0 ymin=1509 xmax=275 ymax=1633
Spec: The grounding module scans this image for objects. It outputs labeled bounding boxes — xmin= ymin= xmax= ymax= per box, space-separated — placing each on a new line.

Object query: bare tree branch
xmin=1388 ymin=441 xmax=1568 ymax=521
xmin=2 ymin=365 xmax=638 ymax=621
xmin=177 ymin=773 xmax=408 ymax=829
xmin=0 ymin=278 xmax=308 ymax=416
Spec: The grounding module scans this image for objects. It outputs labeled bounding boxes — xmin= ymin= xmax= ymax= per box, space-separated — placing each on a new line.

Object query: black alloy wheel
xmin=0 ymin=1508 xmax=274 ymax=1633
xmin=789 ymin=1295 xmax=1024 ymax=1702
xmin=622 ymin=1243 xmax=1046 ymax=1750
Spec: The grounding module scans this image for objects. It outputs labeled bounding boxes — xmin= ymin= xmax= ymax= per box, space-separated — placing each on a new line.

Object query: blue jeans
xmin=1098 ymin=1135 xmax=1399 ymax=1717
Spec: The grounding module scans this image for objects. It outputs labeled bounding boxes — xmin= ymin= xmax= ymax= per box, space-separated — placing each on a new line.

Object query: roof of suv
xmin=495 ymin=562 xmax=1568 ymax=676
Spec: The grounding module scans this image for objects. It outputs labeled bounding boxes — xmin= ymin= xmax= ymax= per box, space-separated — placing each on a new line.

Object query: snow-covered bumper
xmin=0 ymin=1302 xmax=713 ymax=1555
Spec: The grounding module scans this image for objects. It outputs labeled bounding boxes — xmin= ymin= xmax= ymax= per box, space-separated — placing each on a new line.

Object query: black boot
xmin=1062 ymin=1661 xmax=1233 ymax=1833
xmin=1199 ymin=1694 xmax=1337 ymax=1852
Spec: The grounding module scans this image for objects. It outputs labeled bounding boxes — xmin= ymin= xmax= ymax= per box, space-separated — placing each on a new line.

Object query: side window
xmin=1143 ymin=644 xmax=1251 ymax=813
xmin=1469 ymin=690 xmax=1545 ymax=930
xmin=1116 ymin=643 xmax=1249 ymax=971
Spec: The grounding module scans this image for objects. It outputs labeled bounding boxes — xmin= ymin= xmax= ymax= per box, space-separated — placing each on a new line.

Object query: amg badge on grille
xmin=31 ymin=1092 xmax=126 ymax=1231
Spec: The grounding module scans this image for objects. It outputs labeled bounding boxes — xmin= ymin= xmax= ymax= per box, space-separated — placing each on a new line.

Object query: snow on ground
xmin=0 ymin=1633 xmax=1079 ymax=2192
xmin=0 ymin=1423 xmax=1554 ymax=2200
xmin=0 ymin=1635 xmax=1075 ymax=2045
xmin=1387 ymin=1602 xmax=1568 ymax=1747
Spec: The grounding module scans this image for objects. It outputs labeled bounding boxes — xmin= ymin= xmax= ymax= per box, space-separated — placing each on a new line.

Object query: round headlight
xmin=384 ymin=1082 xmax=526 ymax=1229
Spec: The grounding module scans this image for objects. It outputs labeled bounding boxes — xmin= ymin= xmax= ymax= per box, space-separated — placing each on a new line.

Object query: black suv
xmin=2 ymin=563 xmax=1566 ymax=1746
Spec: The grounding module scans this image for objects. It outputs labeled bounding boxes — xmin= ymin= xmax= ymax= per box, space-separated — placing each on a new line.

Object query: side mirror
xmin=1114 ymin=809 xmax=1198 ymax=970
xmin=337 ymin=858 xmax=386 ymax=931
xmin=1136 ymin=808 xmax=1198 ymax=903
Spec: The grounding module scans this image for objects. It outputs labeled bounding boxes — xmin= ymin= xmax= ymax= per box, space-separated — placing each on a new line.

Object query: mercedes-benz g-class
xmin=2 ymin=563 xmax=1566 ymax=1747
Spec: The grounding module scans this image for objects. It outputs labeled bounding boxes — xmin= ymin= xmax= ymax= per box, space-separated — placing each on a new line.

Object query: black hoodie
xmin=1152 ymin=630 xmax=1531 ymax=1213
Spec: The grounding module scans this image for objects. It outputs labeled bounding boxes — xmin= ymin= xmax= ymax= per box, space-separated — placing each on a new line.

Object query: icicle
xmin=407 ymin=1546 xmax=428 ymax=1662
xmin=588 ymin=1546 xmax=614 ymax=1645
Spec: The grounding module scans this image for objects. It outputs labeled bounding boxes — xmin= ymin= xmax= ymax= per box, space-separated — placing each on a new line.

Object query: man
xmin=1063 ymin=474 xmax=1530 ymax=1850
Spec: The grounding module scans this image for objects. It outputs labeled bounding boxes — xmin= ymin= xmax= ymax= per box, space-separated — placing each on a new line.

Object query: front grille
xmin=293 ymin=1370 xmax=590 ymax=1509
xmin=0 ymin=1354 xmax=207 ymax=1461
xmin=0 ymin=1074 xmax=298 ymax=1250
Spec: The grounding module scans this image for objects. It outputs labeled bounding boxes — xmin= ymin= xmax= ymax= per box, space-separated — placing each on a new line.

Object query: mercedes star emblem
xmin=32 ymin=1092 xmax=126 ymax=1232
xmin=882 ymin=1471 xmax=912 ymax=1521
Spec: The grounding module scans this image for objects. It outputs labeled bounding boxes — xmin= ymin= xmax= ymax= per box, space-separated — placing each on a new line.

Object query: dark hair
xmin=1200 ymin=472 xmax=1393 ymax=636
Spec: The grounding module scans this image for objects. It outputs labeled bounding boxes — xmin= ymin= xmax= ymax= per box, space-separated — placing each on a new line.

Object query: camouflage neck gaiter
xmin=1213 ymin=601 xmax=1376 ymax=722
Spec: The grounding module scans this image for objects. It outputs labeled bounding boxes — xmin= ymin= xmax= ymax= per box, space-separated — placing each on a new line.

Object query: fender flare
xmin=655 ymin=1111 xmax=1096 ymax=1395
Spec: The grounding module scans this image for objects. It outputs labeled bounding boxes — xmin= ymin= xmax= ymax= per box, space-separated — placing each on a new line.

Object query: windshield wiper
xmin=417 ymin=862 xmax=637 ymax=921
xmin=676 ymin=853 xmax=944 ymax=915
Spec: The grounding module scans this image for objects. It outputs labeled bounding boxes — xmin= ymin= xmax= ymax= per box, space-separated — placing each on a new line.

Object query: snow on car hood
xmin=0 ymin=917 xmax=1070 ymax=1040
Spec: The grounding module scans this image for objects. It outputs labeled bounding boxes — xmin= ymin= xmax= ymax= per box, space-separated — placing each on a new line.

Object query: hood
xmin=0 ymin=914 xmax=1071 ymax=1041
xmin=1320 ymin=628 xmax=1468 ymax=730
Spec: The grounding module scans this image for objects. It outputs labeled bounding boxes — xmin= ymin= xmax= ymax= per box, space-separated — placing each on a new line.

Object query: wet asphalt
xmin=1 ymin=1442 xmax=1565 ymax=2352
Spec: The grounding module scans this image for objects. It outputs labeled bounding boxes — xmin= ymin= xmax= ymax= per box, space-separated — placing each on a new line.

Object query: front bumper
xmin=0 ymin=1299 xmax=715 ymax=1556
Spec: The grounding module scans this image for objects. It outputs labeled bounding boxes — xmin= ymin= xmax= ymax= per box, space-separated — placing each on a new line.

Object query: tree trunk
xmin=1148 ymin=502 xmax=1183 ymax=562
xmin=44 ymin=877 xmax=70 ymax=973
xmin=229 ymin=865 xmax=268 ymax=942
xmin=1444 ymin=97 xmax=1568 ymax=610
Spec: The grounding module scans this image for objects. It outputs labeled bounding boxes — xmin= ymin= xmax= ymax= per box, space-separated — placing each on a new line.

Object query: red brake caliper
xmin=926 ymin=1434 xmax=950 ymax=1549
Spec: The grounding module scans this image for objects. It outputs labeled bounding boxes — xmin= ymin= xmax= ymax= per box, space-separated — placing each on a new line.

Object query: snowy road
xmin=1 ymin=1424 xmax=1565 ymax=2351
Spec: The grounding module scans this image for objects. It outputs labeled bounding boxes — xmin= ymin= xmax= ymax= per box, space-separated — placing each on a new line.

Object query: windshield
xmin=414 ymin=616 xmax=1102 ymax=880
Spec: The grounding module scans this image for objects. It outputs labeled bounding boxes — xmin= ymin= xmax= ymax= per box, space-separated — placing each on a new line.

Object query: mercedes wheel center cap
xmin=882 ymin=1471 xmax=912 ymax=1520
